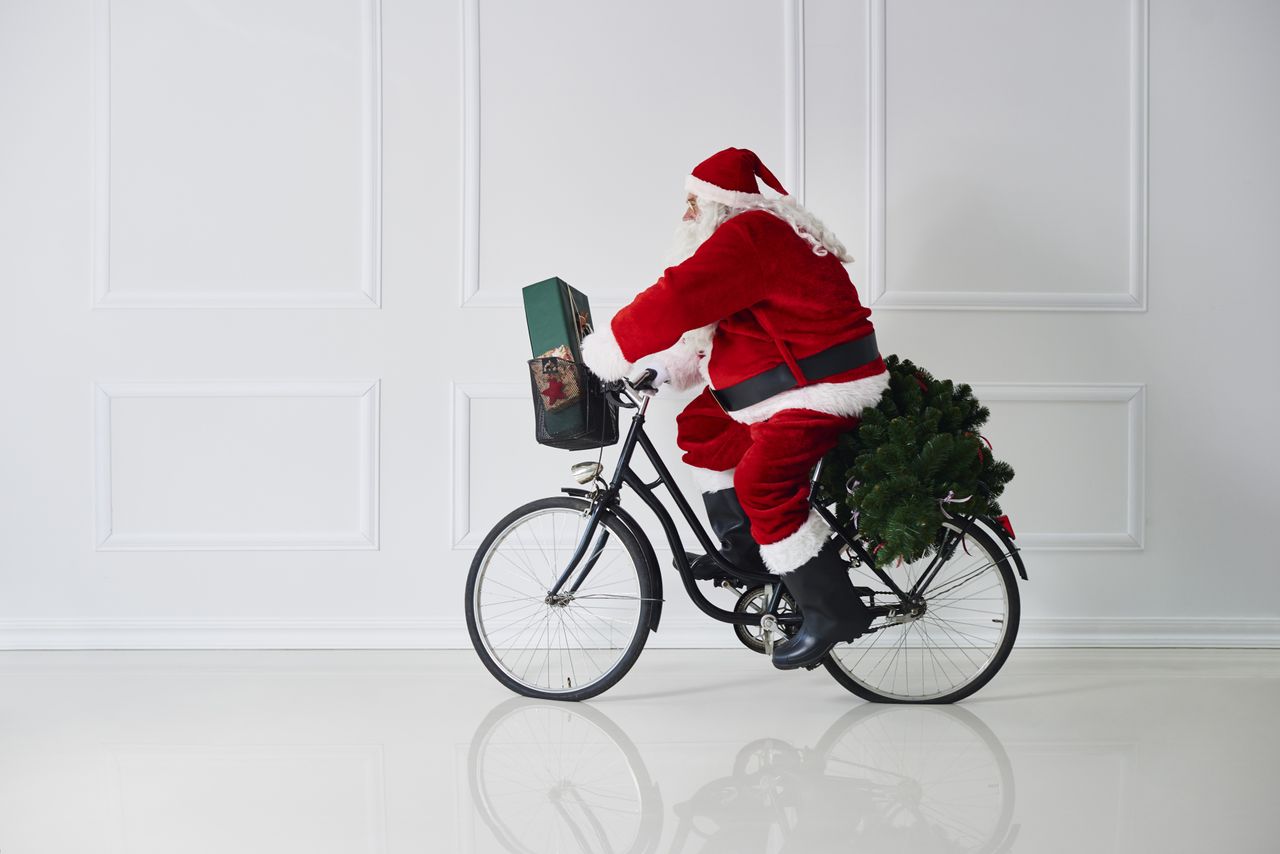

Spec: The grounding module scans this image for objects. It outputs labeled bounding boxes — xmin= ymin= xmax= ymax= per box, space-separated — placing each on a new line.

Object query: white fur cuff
xmin=688 ymin=466 xmax=736 ymax=494
xmin=759 ymin=509 xmax=832 ymax=575
xmin=579 ymin=323 xmax=633 ymax=382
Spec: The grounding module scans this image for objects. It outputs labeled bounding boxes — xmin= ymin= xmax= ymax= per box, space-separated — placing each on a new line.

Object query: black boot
xmin=771 ymin=538 xmax=873 ymax=670
xmin=681 ymin=488 xmax=768 ymax=580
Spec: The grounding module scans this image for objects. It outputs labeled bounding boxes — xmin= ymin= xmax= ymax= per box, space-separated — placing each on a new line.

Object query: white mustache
xmin=665 ymin=206 xmax=725 ymax=266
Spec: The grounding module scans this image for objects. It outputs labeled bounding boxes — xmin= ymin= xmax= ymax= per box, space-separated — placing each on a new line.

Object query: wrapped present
xmin=522 ymin=277 xmax=595 ymax=362
xmin=521 ymin=277 xmax=618 ymax=450
xmin=530 ymin=345 xmax=582 ymax=412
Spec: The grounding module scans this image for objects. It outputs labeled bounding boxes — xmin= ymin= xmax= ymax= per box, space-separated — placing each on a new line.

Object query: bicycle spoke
xmin=472 ymin=504 xmax=653 ymax=694
xmin=925 ymin=559 xmax=997 ymax=599
xmin=824 ymin=521 xmax=1012 ymax=701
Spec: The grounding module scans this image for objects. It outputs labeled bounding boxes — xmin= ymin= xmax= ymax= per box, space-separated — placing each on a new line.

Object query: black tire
xmin=824 ymin=520 xmax=1021 ymax=704
xmin=465 ymin=496 xmax=655 ymax=701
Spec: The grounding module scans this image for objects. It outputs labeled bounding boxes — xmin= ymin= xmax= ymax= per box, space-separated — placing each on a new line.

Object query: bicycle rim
xmin=471 ymin=505 xmax=649 ymax=696
xmin=826 ymin=522 xmax=1019 ymax=703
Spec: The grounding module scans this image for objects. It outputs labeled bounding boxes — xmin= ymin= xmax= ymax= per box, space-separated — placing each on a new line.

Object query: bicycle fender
xmin=939 ymin=512 xmax=1025 ymax=582
xmin=976 ymin=515 xmax=1029 ymax=581
xmin=561 ymin=488 xmax=665 ymax=633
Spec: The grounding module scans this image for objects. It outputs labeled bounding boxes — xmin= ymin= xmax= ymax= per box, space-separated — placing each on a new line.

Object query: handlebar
xmin=630 ymin=367 xmax=659 ymax=393
xmin=600 ymin=368 xmax=659 ymax=410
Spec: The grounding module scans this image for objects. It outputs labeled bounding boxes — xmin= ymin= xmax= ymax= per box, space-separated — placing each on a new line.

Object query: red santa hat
xmin=684 ymin=147 xmax=790 ymax=208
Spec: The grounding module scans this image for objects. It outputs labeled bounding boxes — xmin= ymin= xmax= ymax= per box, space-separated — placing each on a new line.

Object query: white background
xmin=1 ymin=0 xmax=1277 ymax=648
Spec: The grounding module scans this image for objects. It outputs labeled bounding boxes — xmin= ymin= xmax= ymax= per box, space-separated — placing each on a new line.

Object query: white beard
xmin=665 ymin=194 xmax=855 ymax=266
xmin=664 ymin=199 xmax=731 ymax=266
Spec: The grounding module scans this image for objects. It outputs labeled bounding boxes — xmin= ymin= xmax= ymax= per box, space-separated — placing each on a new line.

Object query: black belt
xmin=710 ymin=331 xmax=880 ymax=412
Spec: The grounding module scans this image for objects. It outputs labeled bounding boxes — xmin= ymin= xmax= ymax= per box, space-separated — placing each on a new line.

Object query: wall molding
xmin=972 ymin=382 xmax=1145 ymax=550
xmin=90 ymin=0 xmax=383 ymax=309
xmin=94 ymin=379 xmax=380 ymax=550
xmin=451 ymin=381 xmax=525 ymax=548
xmin=453 ymin=382 xmax=1145 ymax=551
xmin=458 ymin=0 xmax=806 ymax=308
xmin=0 ymin=616 xmax=1276 ymax=650
xmin=865 ymin=0 xmax=1149 ymax=311
xmin=783 ymin=0 xmax=806 ymax=205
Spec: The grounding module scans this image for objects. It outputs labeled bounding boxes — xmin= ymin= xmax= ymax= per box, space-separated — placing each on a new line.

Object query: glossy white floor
xmin=2 ymin=648 xmax=1277 ymax=853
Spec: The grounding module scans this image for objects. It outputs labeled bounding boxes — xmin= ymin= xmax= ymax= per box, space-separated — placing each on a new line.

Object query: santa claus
xmin=580 ymin=147 xmax=889 ymax=670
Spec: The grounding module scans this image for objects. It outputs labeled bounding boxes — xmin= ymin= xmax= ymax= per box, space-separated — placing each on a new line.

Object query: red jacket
xmin=582 ymin=209 xmax=889 ymax=424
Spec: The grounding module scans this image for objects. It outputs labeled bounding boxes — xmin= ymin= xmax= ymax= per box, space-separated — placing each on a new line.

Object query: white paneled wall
xmin=0 ymin=0 xmax=1277 ymax=648
xmin=875 ymin=0 xmax=1145 ymax=310
xmin=95 ymin=0 xmax=382 ymax=307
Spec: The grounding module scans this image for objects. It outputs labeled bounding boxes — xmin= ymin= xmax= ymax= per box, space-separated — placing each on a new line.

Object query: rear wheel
xmin=465 ymin=496 xmax=655 ymax=701
xmin=824 ymin=520 xmax=1020 ymax=703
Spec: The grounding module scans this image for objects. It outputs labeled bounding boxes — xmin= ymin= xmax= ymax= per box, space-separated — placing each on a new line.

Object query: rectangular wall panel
xmin=462 ymin=0 xmax=796 ymax=307
xmin=455 ymin=383 xmax=1144 ymax=552
xmin=869 ymin=0 xmax=1147 ymax=310
xmin=92 ymin=0 xmax=382 ymax=307
xmin=452 ymin=383 xmax=702 ymax=550
xmin=94 ymin=381 xmax=379 ymax=550
xmin=972 ymin=383 xmax=1145 ymax=549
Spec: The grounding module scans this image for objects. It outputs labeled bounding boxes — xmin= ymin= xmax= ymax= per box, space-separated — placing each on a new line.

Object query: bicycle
xmin=465 ymin=371 xmax=1029 ymax=703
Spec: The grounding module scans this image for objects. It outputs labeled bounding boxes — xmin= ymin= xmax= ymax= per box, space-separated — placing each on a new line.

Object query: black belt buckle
xmin=709 ymin=385 xmax=734 ymax=414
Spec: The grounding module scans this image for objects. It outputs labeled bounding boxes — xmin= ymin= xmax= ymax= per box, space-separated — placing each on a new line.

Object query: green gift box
xmin=521 ymin=277 xmax=618 ymax=450
xmin=521 ymin=276 xmax=595 ymax=361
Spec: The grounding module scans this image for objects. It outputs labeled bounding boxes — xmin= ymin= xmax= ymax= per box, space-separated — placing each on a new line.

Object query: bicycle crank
xmin=759 ymin=614 xmax=783 ymax=656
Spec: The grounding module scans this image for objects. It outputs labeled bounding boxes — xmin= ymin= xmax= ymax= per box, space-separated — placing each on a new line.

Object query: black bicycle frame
xmin=542 ymin=380 xmax=1025 ymax=636
xmin=542 ymin=385 xmax=950 ymax=629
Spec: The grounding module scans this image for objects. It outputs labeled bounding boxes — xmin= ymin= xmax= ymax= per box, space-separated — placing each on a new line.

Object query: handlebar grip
xmin=631 ymin=368 xmax=659 ymax=392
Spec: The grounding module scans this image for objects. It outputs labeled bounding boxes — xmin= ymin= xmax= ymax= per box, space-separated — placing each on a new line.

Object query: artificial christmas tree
xmin=813 ymin=354 xmax=1016 ymax=568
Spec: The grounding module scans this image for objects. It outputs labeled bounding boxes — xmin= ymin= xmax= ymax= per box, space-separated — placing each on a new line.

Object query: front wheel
xmin=824 ymin=520 xmax=1021 ymax=703
xmin=465 ymin=496 xmax=656 ymax=701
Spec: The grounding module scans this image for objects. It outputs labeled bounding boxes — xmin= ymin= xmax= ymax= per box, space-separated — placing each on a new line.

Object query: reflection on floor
xmin=0 ymin=648 xmax=1277 ymax=853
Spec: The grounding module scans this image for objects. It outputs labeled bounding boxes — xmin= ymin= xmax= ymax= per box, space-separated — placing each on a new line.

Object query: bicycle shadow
xmin=463 ymin=696 xmax=1021 ymax=854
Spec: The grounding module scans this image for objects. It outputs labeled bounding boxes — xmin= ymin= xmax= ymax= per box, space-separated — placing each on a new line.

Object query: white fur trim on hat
xmin=579 ymin=323 xmax=633 ymax=382
xmin=725 ymin=369 xmax=891 ymax=426
xmin=686 ymin=174 xmax=786 ymax=208
xmin=688 ymin=465 xmax=736 ymax=494
xmin=759 ymin=508 xmax=832 ymax=575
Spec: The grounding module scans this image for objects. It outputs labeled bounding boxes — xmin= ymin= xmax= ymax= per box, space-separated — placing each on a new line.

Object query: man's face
xmin=682 ymin=193 xmax=699 ymax=222
xmin=667 ymin=193 xmax=719 ymax=265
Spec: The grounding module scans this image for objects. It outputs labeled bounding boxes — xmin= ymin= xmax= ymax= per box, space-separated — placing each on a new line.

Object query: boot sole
xmin=771 ymin=643 xmax=837 ymax=671
xmin=771 ymin=625 xmax=873 ymax=670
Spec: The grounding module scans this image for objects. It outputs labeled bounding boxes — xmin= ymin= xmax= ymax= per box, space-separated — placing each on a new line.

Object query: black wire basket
xmin=527 ymin=356 xmax=619 ymax=450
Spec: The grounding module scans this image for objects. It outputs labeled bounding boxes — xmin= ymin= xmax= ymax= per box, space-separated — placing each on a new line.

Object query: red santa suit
xmin=581 ymin=148 xmax=890 ymax=575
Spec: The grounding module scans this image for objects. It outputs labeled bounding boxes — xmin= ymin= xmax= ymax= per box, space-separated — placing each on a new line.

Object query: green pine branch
xmin=815 ymin=354 xmax=1016 ymax=567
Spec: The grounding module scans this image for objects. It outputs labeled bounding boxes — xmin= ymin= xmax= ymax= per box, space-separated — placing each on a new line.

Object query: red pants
xmin=675 ymin=387 xmax=860 ymax=554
